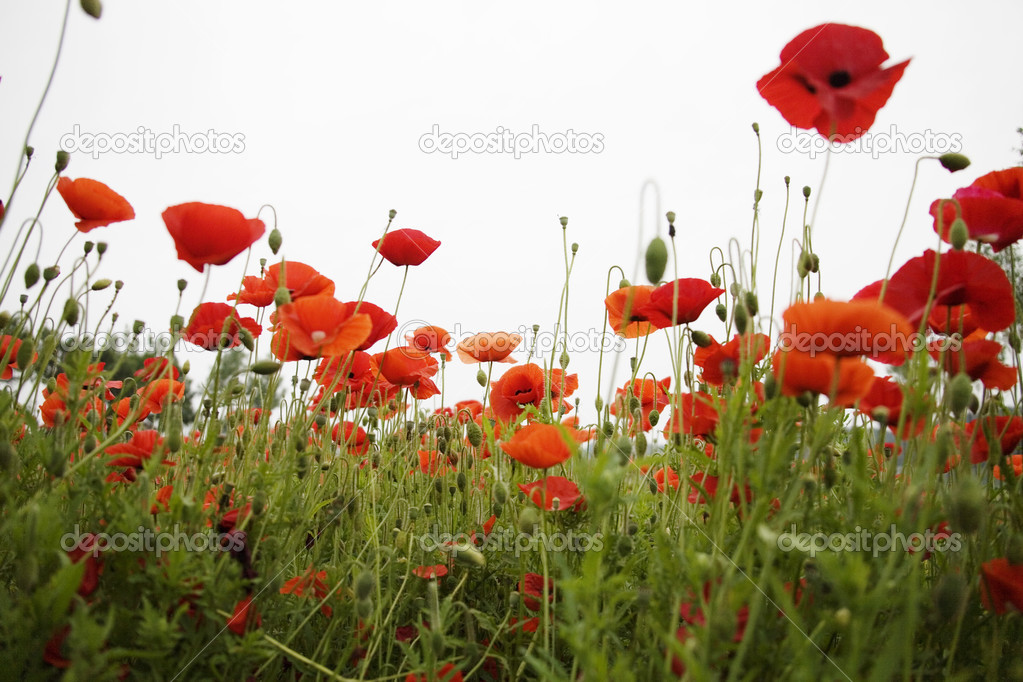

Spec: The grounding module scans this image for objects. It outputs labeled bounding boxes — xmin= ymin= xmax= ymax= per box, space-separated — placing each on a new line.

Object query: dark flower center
xmin=828 ymin=70 xmax=852 ymax=88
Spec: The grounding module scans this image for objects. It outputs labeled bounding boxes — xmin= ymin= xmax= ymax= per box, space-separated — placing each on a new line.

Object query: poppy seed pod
xmin=43 ymin=265 xmax=60 ymax=282
xmin=559 ymin=216 xmax=568 ymax=228
xmin=802 ymin=186 xmax=811 ymax=199
xmin=949 ymin=219 xmax=969 ymax=250
xmin=665 ymin=211 xmax=676 ymax=225
xmin=938 ymin=153 xmax=971 ymax=173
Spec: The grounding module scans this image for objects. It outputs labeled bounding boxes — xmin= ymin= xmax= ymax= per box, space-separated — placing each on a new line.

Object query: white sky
xmin=3 ymin=1 xmax=1022 ymax=419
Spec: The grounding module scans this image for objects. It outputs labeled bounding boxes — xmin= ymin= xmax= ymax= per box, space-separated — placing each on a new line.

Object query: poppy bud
xmin=356 ymin=597 xmax=373 ymax=620
xmin=355 ymin=570 xmax=375 ymax=601
xmin=797 ymin=251 xmax=813 ymax=278
xmin=665 ymin=211 xmax=676 ymax=225
xmin=167 ymin=427 xmax=182 ymax=453
xmin=250 ymin=360 xmax=281 ymax=375
xmin=933 ymin=573 xmax=967 ymax=621
xmin=170 ymin=315 xmax=184 ymax=333
xmin=634 ymin=432 xmax=647 ymax=456
xmin=239 ymin=327 xmax=255 ymax=352
xmin=949 ymin=477 xmax=985 ymax=534
xmin=691 ymin=330 xmax=712 ymax=348
xmin=181 ymin=360 xmax=190 ymax=375
xmin=559 ymin=350 xmax=570 ymax=369
xmin=753 ymin=188 xmax=763 ymax=204
xmin=518 ymin=508 xmax=539 ymax=535
xmin=476 ymin=369 xmax=487 ymax=387
xmin=571 ymin=242 xmax=579 ymax=255
xmin=16 ymin=338 xmax=34 ymax=370
xmin=91 ymin=278 xmax=112 ymax=291
xmin=833 ymin=607 xmax=851 ymax=629
xmin=938 ymin=153 xmax=971 ymax=173
xmin=948 ymin=373 xmax=973 ymax=414
xmin=802 ymin=186 xmax=811 ymax=199
xmin=709 ymin=272 xmax=721 ymax=287
xmin=19 ymin=294 xmax=27 ymax=306
xmin=493 ymin=480 xmax=509 ymax=505
xmin=24 ymin=264 xmax=40 ymax=288
xmin=80 ymin=0 xmax=102 ymax=18
xmin=274 ymin=287 xmax=291 ymax=307
xmin=752 ymin=122 xmax=759 ymax=134
xmin=466 ymin=421 xmax=483 ymax=447
xmin=266 ymin=227 xmax=283 ymax=255
xmin=43 ymin=265 xmax=60 ymax=282
xmin=594 ymin=395 xmax=604 ymax=412
xmin=647 ymin=409 xmax=659 ymax=427
xmin=84 ymin=241 xmax=95 ymax=254
xmin=299 ymin=378 xmax=311 ymax=393
xmin=648 ymin=477 xmax=658 ymax=494
xmin=1010 ymin=330 xmax=1022 ymax=354
xmin=645 ymin=236 xmax=668 ymax=284
xmin=949 ymin=218 xmax=969 ymax=251
xmin=619 ymin=278 xmax=630 ymax=289
xmin=616 ymin=536 xmax=633 ymax=557
xmin=810 ymin=254 xmax=820 ymax=273
xmin=715 ymin=303 xmax=727 ymax=321
xmin=96 ymin=242 xmax=107 ymax=255
xmin=62 ymin=299 xmax=79 ymax=326
xmin=24 ymin=145 xmax=34 ymax=159
xmin=559 ymin=216 xmax=568 ymax=228
xmin=450 ymin=539 xmax=486 ymax=568
xmin=733 ymin=304 xmax=749 ymax=335
xmin=55 ymin=150 xmax=70 ymax=173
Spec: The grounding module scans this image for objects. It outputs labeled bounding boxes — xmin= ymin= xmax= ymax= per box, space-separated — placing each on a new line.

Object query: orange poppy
xmin=501 ymin=423 xmax=584 ymax=469
xmin=611 ymin=377 xmax=671 ymax=433
xmin=604 ymin=285 xmax=660 ymax=338
xmin=406 ymin=324 xmax=453 ymax=361
xmin=694 ymin=333 xmax=770 ymax=385
xmin=272 ymin=296 xmax=372 ymax=361
xmin=373 ymin=347 xmax=440 ymax=400
xmin=489 ymin=363 xmax=578 ymax=423
xmin=780 ymin=298 xmax=915 ymax=365
xmin=56 ymin=177 xmax=135 ymax=232
xmin=456 ymin=332 xmax=521 ymax=364
xmin=771 ymin=349 xmax=875 ymax=407
xmin=230 ymin=261 xmax=335 ymax=307
xmin=349 ymin=301 xmax=397 ymax=351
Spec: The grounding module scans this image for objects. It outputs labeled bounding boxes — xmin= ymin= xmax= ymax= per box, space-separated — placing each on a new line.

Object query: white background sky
xmin=2 ymin=1 xmax=1022 ymax=420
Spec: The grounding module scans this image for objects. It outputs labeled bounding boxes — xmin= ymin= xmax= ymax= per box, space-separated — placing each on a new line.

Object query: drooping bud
xmin=644 ymin=236 xmax=668 ymax=284
xmin=43 ymin=265 xmax=60 ymax=282
xmin=62 ymin=299 xmax=80 ymax=326
xmin=733 ymin=304 xmax=749 ymax=335
xmin=949 ymin=477 xmax=985 ymax=534
xmin=355 ymin=570 xmax=375 ymax=601
xmin=690 ymin=330 xmax=712 ymax=348
xmin=16 ymin=338 xmax=34 ymax=370
xmin=715 ymin=303 xmax=727 ymax=322
xmin=709 ymin=272 xmax=721 ymax=287
xmin=250 ymin=360 xmax=281 ymax=375
xmin=55 ymin=150 xmax=70 ymax=173
xmin=24 ymin=264 xmax=40 ymax=289
xmin=268 ymin=228 xmax=283 ymax=254
xmin=91 ymin=278 xmax=112 ymax=291
xmin=938 ymin=153 xmax=971 ymax=173
xmin=947 ymin=373 xmax=973 ymax=414
xmin=949 ymin=218 xmax=969 ymax=251
xmin=466 ymin=421 xmax=484 ymax=448
xmin=476 ymin=368 xmax=487 ymax=387
xmin=80 ymin=0 xmax=102 ymax=18
xmin=647 ymin=409 xmax=659 ymax=427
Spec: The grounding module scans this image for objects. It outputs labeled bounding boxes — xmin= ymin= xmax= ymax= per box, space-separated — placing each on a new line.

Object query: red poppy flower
xmin=372 ymin=228 xmax=441 ymax=266
xmin=662 ymin=392 xmax=722 ymax=439
xmin=964 ymin=416 xmax=1023 ymax=465
xmin=501 ymin=423 xmax=584 ymax=469
xmin=280 ymin=565 xmax=333 ymax=618
xmin=373 ymin=347 xmax=440 ymax=399
xmin=405 ymin=663 xmax=462 ymax=682
xmin=994 ymin=454 xmax=1023 ymax=481
xmin=67 ymin=533 xmax=103 ymax=597
xmin=604 ymin=285 xmax=660 ymax=338
xmin=182 ymin=302 xmax=262 ymax=350
xmin=640 ymin=278 xmax=726 ymax=328
xmin=434 ymin=399 xmax=483 ymax=424
xmin=981 ymin=558 xmax=1023 ymax=615
xmin=229 ymin=260 xmax=335 ymax=307
xmin=929 ymin=336 xmax=1016 ymax=391
xmin=0 ymin=335 xmax=33 ymax=380
xmin=137 ymin=378 xmax=186 ymax=415
xmin=105 ymin=430 xmax=174 ymax=476
xmin=857 ymin=375 xmax=925 ymax=438
xmin=928 ymin=304 xmax=980 ymax=338
xmin=314 ymin=351 xmax=378 ymax=393
xmin=518 ymin=476 xmax=584 ymax=511
xmin=412 ymin=564 xmax=449 ymax=579
xmin=932 ymin=168 xmax=1023 ymax=252
xmin=854 ymin=250 xmax=1014 ymax=333
xmin=780 ymin=298 xmax=915 ymax=365
xmin=151 ymin=484 xmax=174 ymax=514
xmin=272 ymin=296 xmax=372 ymax=361
xmin=56 ymin=176 xmax=135 ymax=232
xmin=611 ymin=376 xmax=671 ymax=433
xmin=771 ymin=350 xmax=875 ymax=407
xmin=694 ymin=333 xmax=770 ymax=385
xmin=134 ymin=357 xmax=179 ymax=383
xmin=350 ymin=301 xmax=397 ymax=351
xmin=688 ymin=471 xmax=752 ymax=508
xmin=332 ymin=421 xmax=369 ymax=456
xmin=489 ymin=363 xmax=578 ymax=423
xmin=456 ymin=331 xmax=522 ymax=364
xmin=654 ymin=467 xmax=680 ymax=493
xmin=520 ymin=572 xmax=555 ymax=612
xmin=416 ymin=449 xmax=449 ymax=476
xmin=406 ymin=324 xmax=453 ymax=360
xmin=162 ymin=202 xmax=265 ymax=272
xmin=227 ymin=594 xmax=261 ymax=635
xmin=757 ymin=24 xmax=909 ymax=140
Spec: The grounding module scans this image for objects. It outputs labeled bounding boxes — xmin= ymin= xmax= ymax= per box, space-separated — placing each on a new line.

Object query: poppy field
xmin=5 ymin=7 xmax=1023 ymax=681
